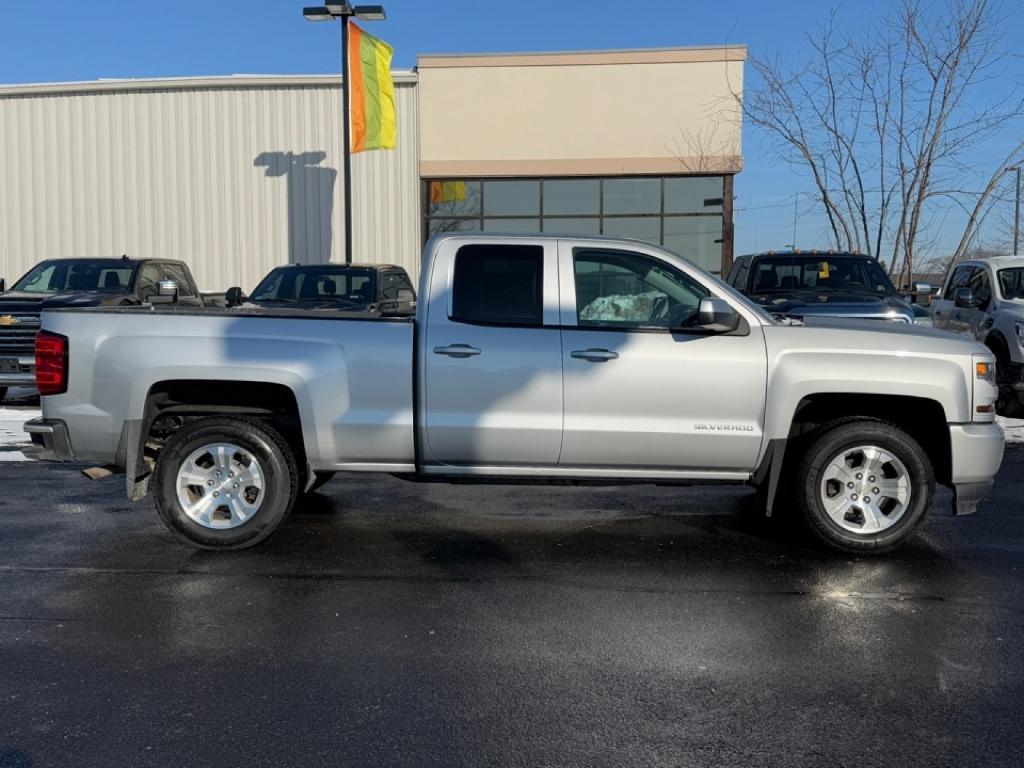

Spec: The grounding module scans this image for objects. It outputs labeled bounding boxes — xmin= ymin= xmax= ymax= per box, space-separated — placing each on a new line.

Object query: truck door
xmin=557 ymin=243 xmax=767 ymax=472
xmin=932 ymin=264 xmax=974 ymax=333
xmin=421 ymin=239 xmax=563 ymax=467
xmin=965 ymin=265 xmax=994 ymax=336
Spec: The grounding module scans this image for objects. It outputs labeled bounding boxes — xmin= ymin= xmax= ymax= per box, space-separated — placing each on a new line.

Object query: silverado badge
xmin=0 ymin=315 xmax=18 ymax=327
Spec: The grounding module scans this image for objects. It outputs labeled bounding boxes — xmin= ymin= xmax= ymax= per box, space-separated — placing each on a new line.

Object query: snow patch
xmin=998 ymin=417 xmax=1024 ymax=444
xmin=0 ymin=407 xmax=39 ymax=462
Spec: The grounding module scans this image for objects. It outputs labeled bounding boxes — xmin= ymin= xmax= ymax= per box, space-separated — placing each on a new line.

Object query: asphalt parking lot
xmin=0 ymin=400 xmax=1022 ymax=767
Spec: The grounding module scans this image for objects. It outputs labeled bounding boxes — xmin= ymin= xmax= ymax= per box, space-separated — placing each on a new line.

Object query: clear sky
xmin=2 ymin=0 xmax=1022 ymax=260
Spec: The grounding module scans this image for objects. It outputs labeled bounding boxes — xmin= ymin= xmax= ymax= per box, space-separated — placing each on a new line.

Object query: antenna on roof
xmin=121 ymin=254 xmax=128 ymax=261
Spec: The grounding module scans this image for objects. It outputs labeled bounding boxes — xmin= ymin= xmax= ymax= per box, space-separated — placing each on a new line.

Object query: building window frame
xmin=422 ymin=174 xmax=731 ymax=274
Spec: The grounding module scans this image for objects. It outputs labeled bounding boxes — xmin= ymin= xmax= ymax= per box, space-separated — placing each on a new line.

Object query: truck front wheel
xmin=795 ymin=419 xmax=934 ymax=553
xmin=153 ymin=417 xmax=298 ymax=550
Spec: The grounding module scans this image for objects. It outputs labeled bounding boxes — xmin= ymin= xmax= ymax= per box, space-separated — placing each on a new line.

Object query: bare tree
xmin=738 ymin=0 xmax=1024 ymax=282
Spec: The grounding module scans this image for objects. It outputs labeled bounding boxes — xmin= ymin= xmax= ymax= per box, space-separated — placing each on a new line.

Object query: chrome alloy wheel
xmin=819 ymin=444 xmax=912 ymax=535
xmin=175 ymin=442 xmax=266 ymax=529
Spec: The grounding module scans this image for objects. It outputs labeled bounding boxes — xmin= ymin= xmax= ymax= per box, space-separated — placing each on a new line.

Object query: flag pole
xmin=339 ymin=15 xmax=353 ymax=264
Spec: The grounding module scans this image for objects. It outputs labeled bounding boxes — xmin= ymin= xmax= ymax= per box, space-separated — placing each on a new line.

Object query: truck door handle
xmin=433 ymin=344 xmax=481 ymax=358
xmin=570 ymin=348 xmax=619 ymax=362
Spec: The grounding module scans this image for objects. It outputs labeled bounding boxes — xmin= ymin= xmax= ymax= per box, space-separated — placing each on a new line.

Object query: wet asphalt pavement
xmin=0 ymin=446 xmax=1022 ymax=768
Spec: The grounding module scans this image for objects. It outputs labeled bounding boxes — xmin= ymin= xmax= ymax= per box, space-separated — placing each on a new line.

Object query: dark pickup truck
xmin=0 ymin=257 xmax=203 ymax=401
xmin=226 ymin=263 xmax=416 ymax=315
xmin=727 ymin=251 xmax=932 ymax=326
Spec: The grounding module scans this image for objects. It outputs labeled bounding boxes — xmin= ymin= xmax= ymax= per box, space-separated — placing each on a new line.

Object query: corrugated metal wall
xmin=0 ymin=75 xmax=421 ymax=291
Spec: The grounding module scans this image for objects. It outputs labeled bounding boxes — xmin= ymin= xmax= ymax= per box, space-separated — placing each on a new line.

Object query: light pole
xmin=303 ymin=4 xmax=387 ymax=263
xmin=1010 ymin=165 xmax=1021 ymax=255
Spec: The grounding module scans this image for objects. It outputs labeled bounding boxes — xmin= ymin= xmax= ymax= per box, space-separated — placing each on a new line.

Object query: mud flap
xmin=951 ymin=481 xmax=993 ymax=516
xmin=751 ymin=439 xmax=786 ymax=518
xmin=117 ymin=419 xmax=150 ymax=502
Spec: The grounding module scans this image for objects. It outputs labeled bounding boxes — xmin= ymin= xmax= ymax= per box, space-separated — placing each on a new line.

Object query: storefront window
xmin=482 ymin=180 xmax=540 ymax=216
xmin=665 ymin=176 xmax=724 ymax=214
xmin=602 ymin=178 xmax=660 ymax=214
xmin=664 ymin=216 xmax=723 ymax=273
xmin=543 ymin=180 xmax=600 ymax=215
xmin=602 ymin=216 xmax=661 ymax=243
xmin=424 ymin=176 xmax=727 ymax=272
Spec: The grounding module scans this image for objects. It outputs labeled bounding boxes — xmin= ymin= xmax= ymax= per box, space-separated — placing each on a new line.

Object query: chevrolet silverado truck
xmin=26 ymin=234 xmax=1004 ymax=554
xmin=932 ymin=255 xmax=1024 ymax=416
xmin=727 ymin=251 xmax=932 ymax=325
xmin=0 ymin=256 xmax=204 ymax=400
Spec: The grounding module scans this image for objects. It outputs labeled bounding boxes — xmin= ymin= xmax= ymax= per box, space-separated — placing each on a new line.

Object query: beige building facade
xmin=0 ymin=45 xmax=744 ymax=291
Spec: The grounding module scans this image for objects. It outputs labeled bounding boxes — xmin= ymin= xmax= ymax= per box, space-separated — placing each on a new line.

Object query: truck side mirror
xmin=225 ymin=286 xmax=246 ymax=307
xmin=696 ymin=297 xmax=740 ymax=333
xmin=148 ymin=280 xmax=179 ymax=305
xmin=954 ymin=286 xmax=977 ymax=309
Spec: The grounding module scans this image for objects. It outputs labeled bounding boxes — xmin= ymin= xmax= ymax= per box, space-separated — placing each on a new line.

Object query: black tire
xmin=991 ymin=345 xmax=1024 ymax=418
xmin=306 ymin=471 xmax=335 ymax=494
xmin=795 ymin=419 xmax=934 ymax=554
xmin=153 ymin=417 xmax=298 ymax=550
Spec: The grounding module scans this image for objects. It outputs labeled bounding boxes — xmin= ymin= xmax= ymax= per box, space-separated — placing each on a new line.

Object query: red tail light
xmin=35 ymin=331 xmax=68 ymax=396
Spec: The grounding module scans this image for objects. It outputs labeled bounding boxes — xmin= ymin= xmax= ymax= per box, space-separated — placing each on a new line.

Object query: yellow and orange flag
xmin=348 ymin=24 xmax=397 ymax=153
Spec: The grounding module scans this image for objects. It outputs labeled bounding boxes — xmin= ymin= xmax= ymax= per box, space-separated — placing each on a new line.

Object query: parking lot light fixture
xmin=302 ymin=6 xmax=334 ymax=21
xmin=353 ymin=5 xmax=386 ymax=20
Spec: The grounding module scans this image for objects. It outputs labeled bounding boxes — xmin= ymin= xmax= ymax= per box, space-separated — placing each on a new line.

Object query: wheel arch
xmin=757 ymin=393 xmax=952 ymax=517
xmin=984 ymin=330 xmax=1012 ymax=364
xmin=787 ymin=394 xmax=951 ymax=484
xmin=123 ymin=379 xmax=306 ymax=501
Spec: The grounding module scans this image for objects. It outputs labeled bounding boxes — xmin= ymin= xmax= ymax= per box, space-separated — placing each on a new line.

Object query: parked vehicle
xmin=727 ymin=251 xmax=932 ymax=325
xmin=0 ymin=257 xmax=204 ymax=401
xmin=226 ymin=263 xmax=416 ymax=316
xmin=932 ymin=256 xmax=1024 ymax=416
xmin=27 ymin=234 xmax=1003 ymax=554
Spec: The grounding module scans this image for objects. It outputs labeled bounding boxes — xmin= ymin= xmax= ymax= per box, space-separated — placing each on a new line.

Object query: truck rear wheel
xmin=795 ymin=419 xmax=934 ymax=553
xmin=153 ymin=417 xmax=298 ymax=550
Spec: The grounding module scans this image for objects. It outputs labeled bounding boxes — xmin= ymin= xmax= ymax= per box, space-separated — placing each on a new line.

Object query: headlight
xmin=1014 ymin=321 xmax=1024 ymax=344
xmin=976 ymin=359 xmax=996 ymax=384
xmin=914 ymin=316 xmax=933 ymax=326
xmin=974 ymin=354 xmax=997 ymax=420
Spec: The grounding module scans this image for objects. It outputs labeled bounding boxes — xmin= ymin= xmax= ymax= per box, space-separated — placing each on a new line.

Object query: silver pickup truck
xmin=27 ymin=234 xmax=1004 ymax=554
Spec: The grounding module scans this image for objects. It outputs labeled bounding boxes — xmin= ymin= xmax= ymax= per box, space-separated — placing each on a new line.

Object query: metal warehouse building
xmin=0 ymin=46 xmax=745 ymax=291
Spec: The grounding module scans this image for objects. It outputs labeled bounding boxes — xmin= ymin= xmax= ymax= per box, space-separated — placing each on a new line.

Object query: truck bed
xmin=39 ymin=306 xmax=416 ymax=470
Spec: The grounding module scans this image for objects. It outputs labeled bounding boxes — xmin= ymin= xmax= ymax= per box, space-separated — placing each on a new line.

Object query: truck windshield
xmin=12 ymin=260 xmax=135 ymax=294
xmin=751 ymin=255 xmax=896 ymax=296
xmin=251 ymin=267 xmax=377 ymax=304
xmin=998 ymin=268 xmax=1024 ymax=300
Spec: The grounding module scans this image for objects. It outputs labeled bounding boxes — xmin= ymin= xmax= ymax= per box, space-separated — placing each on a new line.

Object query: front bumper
xmin=948 ymin=422 xmax=1005 ymax=515
xmin=0 ymin=356 xmax=35 ymax=388
xmin=23 ymin=418 xmax=74 ymax=461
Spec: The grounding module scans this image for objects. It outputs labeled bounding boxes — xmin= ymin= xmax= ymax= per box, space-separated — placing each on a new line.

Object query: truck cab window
xmin=451 ymin=244 xmax=544 ymax=326
xmin=573 ymin=249 xmax=708 ymax=329
xmin=969 ymin=267 xmax=992 ymax=310
xmin=162 ymin=264 xmax=195 ymax=297
xmin=138 ymin=264 xmax=163 ymax=302
xmin=944 ymin=265 xmax=974 ymax=300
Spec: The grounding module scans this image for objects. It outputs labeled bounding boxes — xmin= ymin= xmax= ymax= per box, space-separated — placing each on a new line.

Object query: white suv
xmin=933 ymin=256 xmax=1024 ymax=416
